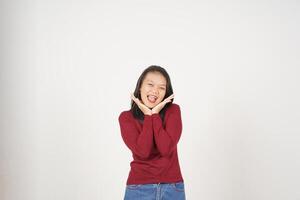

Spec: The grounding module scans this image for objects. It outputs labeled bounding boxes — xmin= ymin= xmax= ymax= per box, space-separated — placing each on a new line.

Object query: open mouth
xmin=147 ymin=95 xmax=158 ymax=103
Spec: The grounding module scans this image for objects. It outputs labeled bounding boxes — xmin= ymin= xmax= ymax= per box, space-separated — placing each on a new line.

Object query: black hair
xmin=130 ymin=65 xmax=174 ymax=124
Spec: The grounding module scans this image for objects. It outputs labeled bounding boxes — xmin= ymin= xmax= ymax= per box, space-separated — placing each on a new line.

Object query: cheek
xmin=141 ymin=86 xmax=149 ymax=93
xmin=141 ymin=91 xmax=148 ymax=100
xmin=140 ymin=87 xmax=147 ymax=94
xmin=159 ymin=93 xmax=166 ymax=101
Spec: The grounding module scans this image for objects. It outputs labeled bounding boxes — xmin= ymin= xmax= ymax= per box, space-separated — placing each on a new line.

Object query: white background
xmin=1 ymin=0 xmax=300 ymax=199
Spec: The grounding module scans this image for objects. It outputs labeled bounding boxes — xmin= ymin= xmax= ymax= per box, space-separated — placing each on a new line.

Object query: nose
xmin=151 ymin=87 xmax=159 ymax=95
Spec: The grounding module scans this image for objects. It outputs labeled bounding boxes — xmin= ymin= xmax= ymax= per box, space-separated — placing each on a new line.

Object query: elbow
xmin=159 ymin=149 xmax=172 ymax=157
xmin=134 ymin=148 xmax=151 ymax=159
xmin=137 ymin=151 xmax=151 ymax=159
xmin=160 ymin=150 xmax=170 ymax=157
xmin=158 ymin=145 xmax=175 ymax=157
xmin=157 ymin=139 xmax=176 ymax=157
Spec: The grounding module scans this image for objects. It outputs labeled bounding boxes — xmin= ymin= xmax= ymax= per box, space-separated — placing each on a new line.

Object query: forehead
xmin=144 ymin=72 xmax=166 ymax=85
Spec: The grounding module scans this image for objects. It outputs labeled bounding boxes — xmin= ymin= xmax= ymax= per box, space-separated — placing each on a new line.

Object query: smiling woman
xmin=140 ymin=73 xmax=167 ymax=106
xmin=130 ymin=66 xmax=175 ymax=123
xmin=118 ymin=65 xmax=186 ymax=200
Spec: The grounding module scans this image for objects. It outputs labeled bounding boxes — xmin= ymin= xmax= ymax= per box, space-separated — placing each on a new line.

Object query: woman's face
xmin=140 ymin=72 xmax=167 ymax=109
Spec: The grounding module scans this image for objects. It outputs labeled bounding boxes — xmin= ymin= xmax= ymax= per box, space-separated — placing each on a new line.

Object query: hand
xmin=130 ymin=93 xmax=152 ymax=116
xmin=151 ymin=94 xmax=174 ymax=114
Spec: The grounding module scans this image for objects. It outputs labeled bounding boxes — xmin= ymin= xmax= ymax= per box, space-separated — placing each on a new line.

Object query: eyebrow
xmin=146 ymin=80 xmax=166 ymax=87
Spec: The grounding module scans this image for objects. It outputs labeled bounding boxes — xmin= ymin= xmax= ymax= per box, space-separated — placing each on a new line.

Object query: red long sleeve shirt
xmin=118 ymin=103 xmax=184 ymax=185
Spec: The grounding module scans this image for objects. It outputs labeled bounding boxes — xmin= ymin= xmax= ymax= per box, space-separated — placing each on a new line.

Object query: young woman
xmin=118 ymin=65 xmax=186 ymax=200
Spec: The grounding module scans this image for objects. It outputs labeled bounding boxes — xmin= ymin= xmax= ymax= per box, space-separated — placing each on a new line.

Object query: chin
xmin=145 ymin=104 xmax=154 ymax=109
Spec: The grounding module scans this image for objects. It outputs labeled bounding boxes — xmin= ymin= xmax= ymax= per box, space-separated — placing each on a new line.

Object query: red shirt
xmin=118 ymin=103 xmax=184 ymax=185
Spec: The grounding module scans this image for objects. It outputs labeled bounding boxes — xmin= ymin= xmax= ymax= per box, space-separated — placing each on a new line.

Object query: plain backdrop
xmin=1 ymin=0 xmax=300 ymax=200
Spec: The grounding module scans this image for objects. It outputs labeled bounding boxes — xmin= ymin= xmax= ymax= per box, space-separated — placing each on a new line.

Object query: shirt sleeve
xmin=152 ymin=104 xmax=183 ymax=157
xmin=118 ymin=112 xmax=154 ymax=159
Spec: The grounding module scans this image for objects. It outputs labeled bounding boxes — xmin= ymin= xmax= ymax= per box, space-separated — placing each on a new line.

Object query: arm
xmin=152 ymin=104 xmax=183 ymax=157
xmin=118 ymin=112 xmax=153 ymax=159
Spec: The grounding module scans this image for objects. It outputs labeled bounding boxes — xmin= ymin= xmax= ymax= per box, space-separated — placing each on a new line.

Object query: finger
xmin=165 ymin=94 xmax=174 ymax=101
xmin=131 ymin=95 xmax=144 ymax=108
xmin=130 ymin=93 xmax=136 ymax=101
xmin=130 ymin=93 xmax=138 ymax=99
xmin=131 ymin=93 xmax=139 ymax=102
xmin=130 ymin=93 xmax=135 ymax=100
xmin=168 ymin=94 xmax=175 ymax=99
xmin=131 ymin=94 xmax=139 ymax=104
xmin=162 ymin=99 xmax=172 ymax=105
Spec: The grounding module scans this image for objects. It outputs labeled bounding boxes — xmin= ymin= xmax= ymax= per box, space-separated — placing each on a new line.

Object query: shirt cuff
xmin=151 ymin=113 xmax=162 ymax=122
xmin=151 ymin=113 xmax=160 ymax=117
xmin=144 ymin=114 xmax=152 ymax=120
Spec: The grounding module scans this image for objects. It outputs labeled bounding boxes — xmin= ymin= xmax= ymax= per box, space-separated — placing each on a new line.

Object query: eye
xmin=148 ymin=83 xmax=153 ymax=86
xmin=160 ymin=87 xmax=166 ymax=90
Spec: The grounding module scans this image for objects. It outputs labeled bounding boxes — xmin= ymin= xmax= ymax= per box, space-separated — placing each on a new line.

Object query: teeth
xmin=148 ymin=95 xmax=157 ymax=99
xmin=147 ymin=95 xmax=157 ymax=102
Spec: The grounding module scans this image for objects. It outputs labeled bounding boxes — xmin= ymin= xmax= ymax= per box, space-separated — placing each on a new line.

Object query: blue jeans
xmin=124 ymin=181 xmax=186 ymax=200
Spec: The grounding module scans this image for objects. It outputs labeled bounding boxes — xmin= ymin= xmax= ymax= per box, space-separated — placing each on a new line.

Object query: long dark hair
xmin=130 ymin=65 xmax=174 ymax=124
